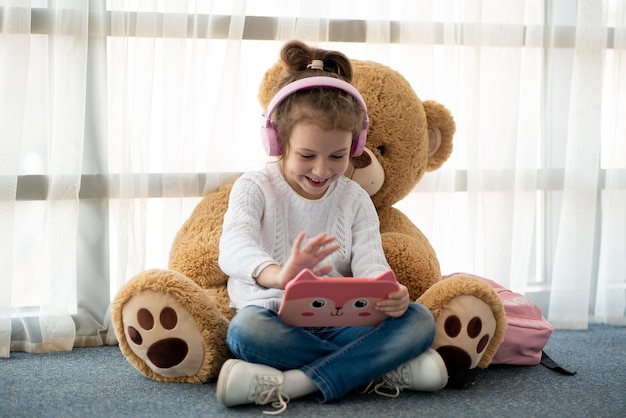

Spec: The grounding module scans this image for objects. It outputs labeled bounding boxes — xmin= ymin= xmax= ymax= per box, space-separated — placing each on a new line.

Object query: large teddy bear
xmin=111 ymin=58 xmax=507 ymax=386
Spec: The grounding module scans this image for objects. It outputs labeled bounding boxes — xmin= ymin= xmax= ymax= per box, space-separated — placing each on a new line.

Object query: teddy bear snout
xmin=351 ymin=151 xmax=372 ymax=169
xmin=346 ymin=148 xmax=385 ymax=196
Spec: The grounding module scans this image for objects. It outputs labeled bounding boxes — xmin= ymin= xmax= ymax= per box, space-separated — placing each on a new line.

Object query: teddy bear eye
xmin=376 ymin=145 xmax=387 ymax=157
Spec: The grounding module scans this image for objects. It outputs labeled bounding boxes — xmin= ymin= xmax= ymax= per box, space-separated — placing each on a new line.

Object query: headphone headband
xmin=260 ymin=76 xmax=369 ymax=156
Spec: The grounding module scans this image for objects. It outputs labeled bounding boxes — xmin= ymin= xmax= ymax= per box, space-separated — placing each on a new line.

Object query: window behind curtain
xmin=2 ymin=0 xmax=624 ymax=356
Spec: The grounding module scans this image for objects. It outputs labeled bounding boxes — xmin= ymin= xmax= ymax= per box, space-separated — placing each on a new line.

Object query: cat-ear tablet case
xmin=277 ymin=268 xmax=400 ymax=327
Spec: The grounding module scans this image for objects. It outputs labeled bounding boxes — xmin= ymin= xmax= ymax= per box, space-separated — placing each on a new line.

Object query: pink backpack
xmin=481 ymin=276 xmax=553 ymax=365
xmin=443 ymin=273 xmax=575 ymax=375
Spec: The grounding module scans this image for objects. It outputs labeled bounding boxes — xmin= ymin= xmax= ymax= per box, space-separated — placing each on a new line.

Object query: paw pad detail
xmin=431 ymin=295 xmax=497 ymax=373
xmin=121 ymin=290 xmax=204 ymax=378
xmin=147 ymin=338 xmax=188 ymax=369
xmin=138 ymin=308 xmax=155 ymax=331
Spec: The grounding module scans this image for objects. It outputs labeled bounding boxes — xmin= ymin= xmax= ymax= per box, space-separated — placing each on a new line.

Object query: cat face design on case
xmin=278 ymin=269 xmax=399 ymax=327
xmin=299 ymin=295 xmax=378 ymax=322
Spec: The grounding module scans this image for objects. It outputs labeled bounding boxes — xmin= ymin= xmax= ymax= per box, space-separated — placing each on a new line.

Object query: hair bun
xmin=279 ymin=40 xmax=353 ymax=84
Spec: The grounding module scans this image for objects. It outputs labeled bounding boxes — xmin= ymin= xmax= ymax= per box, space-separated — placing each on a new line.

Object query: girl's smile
xmin=281 ymin=122 xmax=352 ymax=199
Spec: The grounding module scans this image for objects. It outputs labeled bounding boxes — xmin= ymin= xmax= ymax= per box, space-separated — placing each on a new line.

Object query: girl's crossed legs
xmin=226 ymin=302 xmax=436 ymax=402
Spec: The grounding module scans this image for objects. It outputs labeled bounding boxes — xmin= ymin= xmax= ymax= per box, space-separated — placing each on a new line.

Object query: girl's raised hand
xmin=279 ymin=232 xmax=340 ymax=287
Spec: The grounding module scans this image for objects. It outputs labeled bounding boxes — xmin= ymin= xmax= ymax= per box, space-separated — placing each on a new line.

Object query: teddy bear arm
xmin=169 ymin=230 xmax=226 ymax=289
xmin=379 ymin=208 xmax=441 ymax=299
xmin=382 ymin=233 xmax=440 ymax=300
xmin=168 ymin=179 xmax=236 ymax=290
xmin=167 ymin=179 xmax=237 ymax=320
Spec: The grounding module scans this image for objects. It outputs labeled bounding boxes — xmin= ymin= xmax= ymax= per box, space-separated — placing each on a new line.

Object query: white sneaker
xmin=216 ymin=359 xmax=290 ymax=415
xmin=372 ymin=349 xmax=448 ymax=397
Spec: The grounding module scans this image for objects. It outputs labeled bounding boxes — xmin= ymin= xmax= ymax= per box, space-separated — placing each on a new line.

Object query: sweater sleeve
xmin=218 ymin=173 xmax=277 ymax=283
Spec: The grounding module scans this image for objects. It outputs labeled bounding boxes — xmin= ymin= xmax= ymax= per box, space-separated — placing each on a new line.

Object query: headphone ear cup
xmin=261 ymin=76 xmax=369 ymax=157
xmin=350 ymin=129 xmax=367 ymax=157
xmin=261 ymin=122 xmax=281 ymax=156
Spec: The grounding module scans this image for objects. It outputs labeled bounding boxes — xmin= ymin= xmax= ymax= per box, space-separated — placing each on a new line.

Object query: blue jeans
xmin=226 ymin=302 xmax=435 ymax=402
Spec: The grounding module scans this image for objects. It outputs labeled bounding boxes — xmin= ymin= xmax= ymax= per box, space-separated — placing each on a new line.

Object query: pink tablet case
xmin=278 ymin=269 xmax=400 ymax=327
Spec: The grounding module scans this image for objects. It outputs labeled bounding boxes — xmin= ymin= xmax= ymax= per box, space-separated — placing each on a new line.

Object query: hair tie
xmin=306 ymin=59 xmax=324 ymax=71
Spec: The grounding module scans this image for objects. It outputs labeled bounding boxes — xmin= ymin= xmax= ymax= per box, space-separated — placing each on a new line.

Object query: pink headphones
xmin=260 ymin=76 xmax=369 ymax=157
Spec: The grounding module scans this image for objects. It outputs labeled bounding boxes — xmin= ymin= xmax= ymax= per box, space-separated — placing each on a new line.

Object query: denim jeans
xmin=226 ymin=302 xmax=435 ymax=402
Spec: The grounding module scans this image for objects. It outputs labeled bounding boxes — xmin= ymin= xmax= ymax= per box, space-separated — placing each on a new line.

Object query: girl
xmin=217 ymin=40 xmax=447 ymax=414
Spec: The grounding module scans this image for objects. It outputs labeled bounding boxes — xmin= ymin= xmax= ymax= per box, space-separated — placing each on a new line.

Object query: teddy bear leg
xmin=112 ymin=269 xmax=231 ymax=383
xmin=429 ymin=295 xmax=499 ymax=387
xmin=418 ymin=276 xmax=506 ymax=387
xmin=430 ymin=295 xmax=497 ymax=373
xmin=121 ymin=289 xmax=208 ymax=378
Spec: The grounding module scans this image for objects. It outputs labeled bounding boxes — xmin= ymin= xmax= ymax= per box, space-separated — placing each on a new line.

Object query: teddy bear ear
xmin=257 ymin=61 xmax=288 ymax=111
xmin=424 ymin=100 xmax=456 ymax=172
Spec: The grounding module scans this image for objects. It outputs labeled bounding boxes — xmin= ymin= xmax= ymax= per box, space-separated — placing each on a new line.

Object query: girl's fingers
xmin=318 ymin=243 xmax=340 ymax=259
xmin=314 ymin=265 xmax=334 ymax=276
xmin=306 ymin=233 xmax=330 ymax=248
xmin=291 ymin=232 xmax=306 ymax=254
xmin=302 ymin=233 xmax=336 ymax=252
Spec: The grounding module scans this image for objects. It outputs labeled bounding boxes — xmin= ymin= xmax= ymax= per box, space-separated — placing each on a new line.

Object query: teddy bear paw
xmin=430 ymin=295 xmax=497 ymax=374
xmin=121 ymin=289 xmax=206 ymax=378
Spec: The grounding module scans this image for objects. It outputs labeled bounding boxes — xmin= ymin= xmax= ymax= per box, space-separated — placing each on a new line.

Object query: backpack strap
xmin=540 ymin=351 xmax=577 ymax=375
xmin=446 ymin=369 xmax=482 ymax=389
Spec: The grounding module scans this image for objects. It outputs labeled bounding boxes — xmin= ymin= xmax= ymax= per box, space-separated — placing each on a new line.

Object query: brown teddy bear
xmin=111 ymin=58 xmax=506 ymax=385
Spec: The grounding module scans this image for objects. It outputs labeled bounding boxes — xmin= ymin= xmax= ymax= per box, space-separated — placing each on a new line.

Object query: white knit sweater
xmin=218 ymin=162 xmax=390 ymax=311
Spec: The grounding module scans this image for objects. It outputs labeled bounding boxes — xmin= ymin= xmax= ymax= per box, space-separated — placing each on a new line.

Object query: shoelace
xmin=253 ymin=377 xmax=290 ymax=415
xmin=372 ymin=365 xmax=411 ymax=398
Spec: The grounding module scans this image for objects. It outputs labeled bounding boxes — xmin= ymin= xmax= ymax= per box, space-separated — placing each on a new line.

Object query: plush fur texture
xmin=168 ymin=178 xmax=237 ymax=319
xmin=112 ymin=57 xmax=506 ymax=384
xmin=111 ymin=269 xmax=231 ymax=382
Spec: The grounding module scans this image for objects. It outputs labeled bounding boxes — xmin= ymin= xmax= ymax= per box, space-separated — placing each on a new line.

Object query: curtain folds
xmin=548 ymin=0 xmax=605 ymax=329
xmin=1 ymin=0 xmax=624 ymax=356
xmin=1 ymin=1 xmax=89 ymax=355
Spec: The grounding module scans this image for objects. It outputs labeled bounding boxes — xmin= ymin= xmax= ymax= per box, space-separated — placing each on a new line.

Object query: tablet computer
xmin=277 ymin=268 xmax=400 ymax=327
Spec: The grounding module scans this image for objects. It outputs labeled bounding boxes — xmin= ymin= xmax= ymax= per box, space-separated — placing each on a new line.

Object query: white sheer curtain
xmin=1 ymin=0 xmax=624 ymax=356
xmin=395 ymin=0 xmax=625 ymax=328
xmin=1 ymin=1 xmax=87 ymax=355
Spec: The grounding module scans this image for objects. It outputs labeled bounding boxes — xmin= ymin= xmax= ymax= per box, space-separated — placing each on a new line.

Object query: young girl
xmin=217 ymin=40 xmax=447 ymax=414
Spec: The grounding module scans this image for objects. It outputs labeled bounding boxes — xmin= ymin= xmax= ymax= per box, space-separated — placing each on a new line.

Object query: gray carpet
xmin=1 ymin=325 xmax=624 ymax=417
